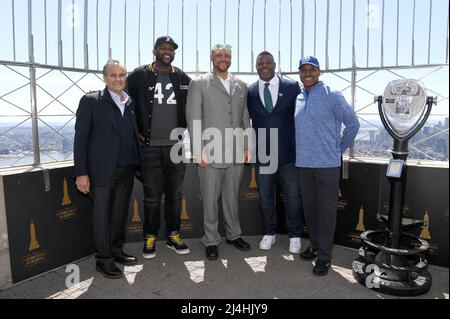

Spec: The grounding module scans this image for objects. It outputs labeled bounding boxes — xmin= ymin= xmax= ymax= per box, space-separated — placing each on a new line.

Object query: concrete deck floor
xmin=0 ymin=235 xmax=448 ymax=300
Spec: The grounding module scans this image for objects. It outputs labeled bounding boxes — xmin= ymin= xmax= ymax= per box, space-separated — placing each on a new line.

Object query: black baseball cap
xmin=154 ymin=36 xmax=178 ymax=50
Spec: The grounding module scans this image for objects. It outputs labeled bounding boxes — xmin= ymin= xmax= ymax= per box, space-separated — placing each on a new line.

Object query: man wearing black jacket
xmin=74 ymin=60 xmax=139 ymax=279
xmin=126 ymin=36 xmax=191 ymax=259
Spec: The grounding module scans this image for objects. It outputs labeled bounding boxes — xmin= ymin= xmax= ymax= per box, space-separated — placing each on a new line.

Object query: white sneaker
xmin=259 ymin=235 xmax=276 ymax=250
xmin=289 ymin=237 xmax=301 ymax=254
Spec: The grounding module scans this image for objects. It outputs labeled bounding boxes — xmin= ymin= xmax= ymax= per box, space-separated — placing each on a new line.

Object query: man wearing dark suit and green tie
xmin=247 ymin=51 xmax=303 ymax=254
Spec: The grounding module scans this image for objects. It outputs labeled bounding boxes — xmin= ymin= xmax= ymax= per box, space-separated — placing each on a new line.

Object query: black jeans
xmin=299 ymin=167 xmax=340 ymax=261
xmin=142 ymin=145 xmax=185 ymax=237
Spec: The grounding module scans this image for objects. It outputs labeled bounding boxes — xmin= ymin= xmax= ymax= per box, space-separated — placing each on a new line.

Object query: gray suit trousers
xmin=198 ymin=164 xmax=244 ymax=247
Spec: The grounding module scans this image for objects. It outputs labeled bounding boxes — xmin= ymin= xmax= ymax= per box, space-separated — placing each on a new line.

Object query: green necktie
xmin=264 ymin=82 xmax=273 ymax=113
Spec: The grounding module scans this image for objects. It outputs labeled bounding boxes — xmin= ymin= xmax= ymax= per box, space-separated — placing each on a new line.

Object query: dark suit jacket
xmin=247 ymin=76 xmax=301 ymax=165
xmin=73 ymin=88 xmax=140 ymax=186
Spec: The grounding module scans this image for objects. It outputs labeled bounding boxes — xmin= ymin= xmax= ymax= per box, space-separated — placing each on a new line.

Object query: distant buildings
xmin=1 ymin=118 xmax=449 ymax=168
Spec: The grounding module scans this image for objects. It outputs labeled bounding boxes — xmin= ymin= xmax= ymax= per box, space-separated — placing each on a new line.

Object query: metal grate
xmin=0 ymin=0 xmax=448 ymax=168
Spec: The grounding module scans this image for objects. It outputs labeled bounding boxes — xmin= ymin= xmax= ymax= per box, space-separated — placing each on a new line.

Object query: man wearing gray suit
xmin=186 ymin=44 xmax=252 ymax=260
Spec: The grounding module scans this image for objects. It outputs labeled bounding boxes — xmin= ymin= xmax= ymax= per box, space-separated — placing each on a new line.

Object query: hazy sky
xmin=0 ymin=0 xmax=448 ymax=124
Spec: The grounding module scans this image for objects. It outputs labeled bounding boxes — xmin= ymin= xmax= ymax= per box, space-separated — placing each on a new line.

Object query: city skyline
xmin=1 ymin=116 xmax=448 ymax=168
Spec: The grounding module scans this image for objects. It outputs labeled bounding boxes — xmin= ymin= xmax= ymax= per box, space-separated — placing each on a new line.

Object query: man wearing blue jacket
xmin=247 ymin=51 xmax=303 ymax=254
xmin=294 ymin=56 xmax=360 ymax=276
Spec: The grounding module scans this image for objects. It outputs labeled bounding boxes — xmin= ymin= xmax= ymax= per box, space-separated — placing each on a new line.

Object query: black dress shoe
xmin=313 ymin=259 xmax=331 ymax=276
xmin=114 ymin=253 xmax=137 ymax=265
xmin=226 ymin=238 xmax=251 ymax=251
xmin=300 ymin=246 xmax=318 ymax=260
xmin=205 ymin=245 xmax=218 ymax=260
xmin=96 ymin=262 xmax=122 ymax=279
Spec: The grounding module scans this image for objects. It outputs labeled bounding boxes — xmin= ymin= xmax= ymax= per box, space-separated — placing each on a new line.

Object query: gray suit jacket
xmin=186 ymin=72 xmax=251 ymax=168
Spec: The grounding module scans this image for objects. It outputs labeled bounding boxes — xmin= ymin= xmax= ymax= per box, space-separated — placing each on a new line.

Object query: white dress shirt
xmin=108 ymin=89 xmax=130 ymax=116
xmin=258 ymin=75 xmax=279 ymax=108
xmin=219 ymin=74 xmax=231 ymax=95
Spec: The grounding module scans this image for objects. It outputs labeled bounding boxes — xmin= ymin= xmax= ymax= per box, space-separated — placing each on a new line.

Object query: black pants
xmin=91 ymin=166 xmax=135 ymax=264
xmin=299 ymin=167 xmax=340 ymax=261
xmin=142 ymin=146 xmax=185 ymax=237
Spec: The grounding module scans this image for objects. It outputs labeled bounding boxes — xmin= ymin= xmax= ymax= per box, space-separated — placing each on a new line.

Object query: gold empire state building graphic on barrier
xmin=249 ymin=168 xmax=257 ymax=189
xmin=131 ymin=198 xmax=141 ymax=222
xmin=29 ymin=220 xmax=40 ymax=251
xmin=420 ymin=211 xmax=431 ymax=240
xmin=180 ymin=198 xmax=189 ymax=220
xmin=356 ymin=206 xmax=366 ymax=232
xmin=61 ymin=177 xmax=72 ymax=206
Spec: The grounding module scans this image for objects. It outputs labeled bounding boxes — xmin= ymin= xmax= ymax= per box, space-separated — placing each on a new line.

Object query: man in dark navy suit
xmin=247 ymin=51 xmax=303 ymax=254
xmin=74 ymin=60 xmax=140 ymax=279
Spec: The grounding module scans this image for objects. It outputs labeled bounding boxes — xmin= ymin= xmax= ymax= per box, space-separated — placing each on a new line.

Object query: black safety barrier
xmin=2 ymin=162 xmax=448 ymax=284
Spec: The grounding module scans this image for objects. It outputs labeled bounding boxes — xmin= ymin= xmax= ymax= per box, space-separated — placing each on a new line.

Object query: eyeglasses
xmin=212 ymin=44 xmax=232 ymax=50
